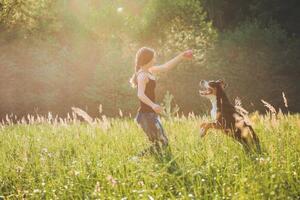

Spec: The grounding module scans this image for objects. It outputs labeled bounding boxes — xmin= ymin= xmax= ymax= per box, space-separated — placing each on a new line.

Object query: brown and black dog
xmin=199 ymin=80 xmax=261 ymax=153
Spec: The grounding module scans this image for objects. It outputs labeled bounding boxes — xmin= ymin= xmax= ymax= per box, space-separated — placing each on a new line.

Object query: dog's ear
xmin=217 ymin=79 xmax=227 ymax=89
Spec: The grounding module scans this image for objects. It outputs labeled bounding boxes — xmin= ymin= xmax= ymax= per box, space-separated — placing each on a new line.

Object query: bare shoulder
xmin=137 ymin=72 xmax=149 ymax=83
xmin=149 ymin=65 xmax=163 ymax=74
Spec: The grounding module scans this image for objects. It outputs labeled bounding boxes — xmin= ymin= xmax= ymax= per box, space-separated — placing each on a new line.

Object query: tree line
xmin=0 ymin=0 xmax=299 ymax=118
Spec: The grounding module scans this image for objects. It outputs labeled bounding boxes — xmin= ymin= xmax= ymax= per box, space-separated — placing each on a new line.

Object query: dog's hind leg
xmin=252 ymin=132 xmax=262 ymax=154
xmin=237 ymin=137 xmax=251 ymax=153
xmin=233 ymin=129 xmax=253 ymax=153
xmin=248 ymin=126 xmax=262 ymax=154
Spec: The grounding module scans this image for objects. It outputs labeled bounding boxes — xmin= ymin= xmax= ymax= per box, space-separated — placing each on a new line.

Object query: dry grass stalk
xmin=188 ymin=112 xmax=195 ymax=119
xmin=234 ymin=97 xmax=249 ymax=115
xmin=119 ymin=109 xmax=123 ymax=117
xmin=234 ymin=97 xmax=242 ymax=107
xmin=235 ymin=105 xmax=249 ymax=115
xmin=59 ymin=117 xmax=68 ymax=126
xmin=72 ymin=111 xmax=78 ymax=123
xmin=47 ymin=112 xmax=53 ymax=124
xmin=100 ymin=115 xmax=111 ymax=131
xmin=67 ymin=113 xmax=71 ymax=121
xmin=36 ymin=115 xmax=41 ymax=124
xmin=234 ymin=97 xmax=251 ymax=125
xmin=51 ymin=115 xmax=58 ymax=125
xmin=261 ymin=99 xmax=277 ymax=116
xmin=21 ymin=117 xmax=26 ymax=124
xmin=27 ymin=115 xmax=34 ymax=124
xmin=5 ymin=115 xmax=11 ymax=125
xmin=282 ymin=92 xmax=288 ymax=108
xmin=71 ymin=107 xmax=94 ymax=125
xmin=99 ymin=104 xmax=103 ymax=114
xmin=261 ymin=99 xmax=279 ymax=127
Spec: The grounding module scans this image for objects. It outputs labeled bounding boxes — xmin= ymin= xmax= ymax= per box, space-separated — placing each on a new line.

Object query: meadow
xmin=1 ymin=1 xmax=299 ymax=199
xmin=0 ymin=111 xmax=299 ymax=199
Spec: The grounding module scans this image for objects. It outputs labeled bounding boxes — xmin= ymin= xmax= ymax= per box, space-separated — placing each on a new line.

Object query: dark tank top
xmin=138 ymin=73 xmax=156 ymax=113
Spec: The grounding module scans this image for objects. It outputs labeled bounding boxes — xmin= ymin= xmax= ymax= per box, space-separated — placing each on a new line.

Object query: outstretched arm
xmin=149 ymin=50 xmax=192 ymax=74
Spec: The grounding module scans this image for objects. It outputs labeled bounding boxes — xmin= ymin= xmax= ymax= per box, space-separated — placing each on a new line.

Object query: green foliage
xmin=0 ymin=114 xmax=300 ymax=198
xmin=249 ymin=0 xmax=300 ymax=35
xmin=202 ymin=0 xmax=300 ymax=35
xmin=155 ymin=22 xmax=300 ymax=115
xmin=137 ymin=0 xmax=217 ymax=52
xmin=0 ymin=0 xmax=59 ymax=35
xmin=83 ymin=40 xmax=136 ymax=115
xmin=0 ymin=0 xmax=299 ymax=117
xmin=204 ymin=22 xmax=300 ymax=111
xmin=141 ymin=0 xmax=207 ymax=35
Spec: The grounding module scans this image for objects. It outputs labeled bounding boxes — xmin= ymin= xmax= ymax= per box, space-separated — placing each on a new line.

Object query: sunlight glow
xmin=117 ymin=7 xmax=123 ymax=13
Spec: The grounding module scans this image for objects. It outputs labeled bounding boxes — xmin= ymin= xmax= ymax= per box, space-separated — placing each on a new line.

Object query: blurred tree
xmin=0 ymin=0 xmax=299 ymax=118
xmin=203 ymin=22 xmax=300 ymax=112
xmin=203 ymin=0 xmax=251 ymax=30
xmin=249 ymin=0 xmax=300 ymax=36
xmin=0 ymin=0 xmax=60 ymax=37
xmin=202 ymin=0 xmax=300 ymax=36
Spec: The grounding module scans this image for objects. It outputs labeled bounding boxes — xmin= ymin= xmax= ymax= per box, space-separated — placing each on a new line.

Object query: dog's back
xmin=199 ymin=80 xmax=261 ymax=153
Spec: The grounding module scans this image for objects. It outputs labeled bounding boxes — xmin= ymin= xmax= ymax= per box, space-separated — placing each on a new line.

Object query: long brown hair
xmin=130 ymin=47 xmax=155 ymax=88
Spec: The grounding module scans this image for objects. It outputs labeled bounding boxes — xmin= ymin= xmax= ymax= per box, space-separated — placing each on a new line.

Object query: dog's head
xmin=199 ymin=80 xmax=227 ymax=99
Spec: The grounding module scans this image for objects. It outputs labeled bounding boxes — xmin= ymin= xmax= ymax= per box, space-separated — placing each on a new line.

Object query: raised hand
xmin=182 ymin=50 xmax=193 ymax=60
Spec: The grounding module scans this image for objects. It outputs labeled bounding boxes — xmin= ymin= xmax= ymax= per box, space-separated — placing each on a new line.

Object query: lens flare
xmin=117 ymin=7 xmax=123 ymax=13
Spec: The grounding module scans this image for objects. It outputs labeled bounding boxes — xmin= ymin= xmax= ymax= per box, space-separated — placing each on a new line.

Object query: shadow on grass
xmin=137 ymin=143 xmax=181 ymax=174
xmin=137 ymin=144 xmax=194 ymax=195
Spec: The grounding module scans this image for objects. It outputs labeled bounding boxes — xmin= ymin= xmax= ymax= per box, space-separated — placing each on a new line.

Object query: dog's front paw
xmin=199 ymin=128 xmax=206 ymax=137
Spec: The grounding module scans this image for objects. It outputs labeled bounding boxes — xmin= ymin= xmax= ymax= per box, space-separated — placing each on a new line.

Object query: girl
xmin=130 ymin=47 xmax=192 ymax=155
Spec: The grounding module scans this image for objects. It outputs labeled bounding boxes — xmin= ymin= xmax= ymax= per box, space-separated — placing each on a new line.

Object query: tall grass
xmin=0 ymin=112 xmax=299 ymax=199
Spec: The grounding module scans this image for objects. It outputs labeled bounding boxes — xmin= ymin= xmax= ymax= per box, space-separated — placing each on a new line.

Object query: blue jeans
xmin=136 ymin=112 xmax=169 ymax=146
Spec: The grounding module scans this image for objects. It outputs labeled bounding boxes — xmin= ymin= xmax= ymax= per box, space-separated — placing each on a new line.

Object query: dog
xmin=199 ymin=80 xmax=261 ymax=153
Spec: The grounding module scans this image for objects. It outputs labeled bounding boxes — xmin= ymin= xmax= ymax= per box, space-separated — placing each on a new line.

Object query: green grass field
xmin=0 ymin=113 xmax=299 ymax=199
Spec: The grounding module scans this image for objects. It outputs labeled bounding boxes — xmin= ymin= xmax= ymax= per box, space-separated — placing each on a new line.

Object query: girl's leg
xmin=136 ymin=113 xmax=169 ymax=155
xmin=136 ymin=113 xmax=182 ymax=174
xmin=153 ymin=116 xmax=169 ymax=147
